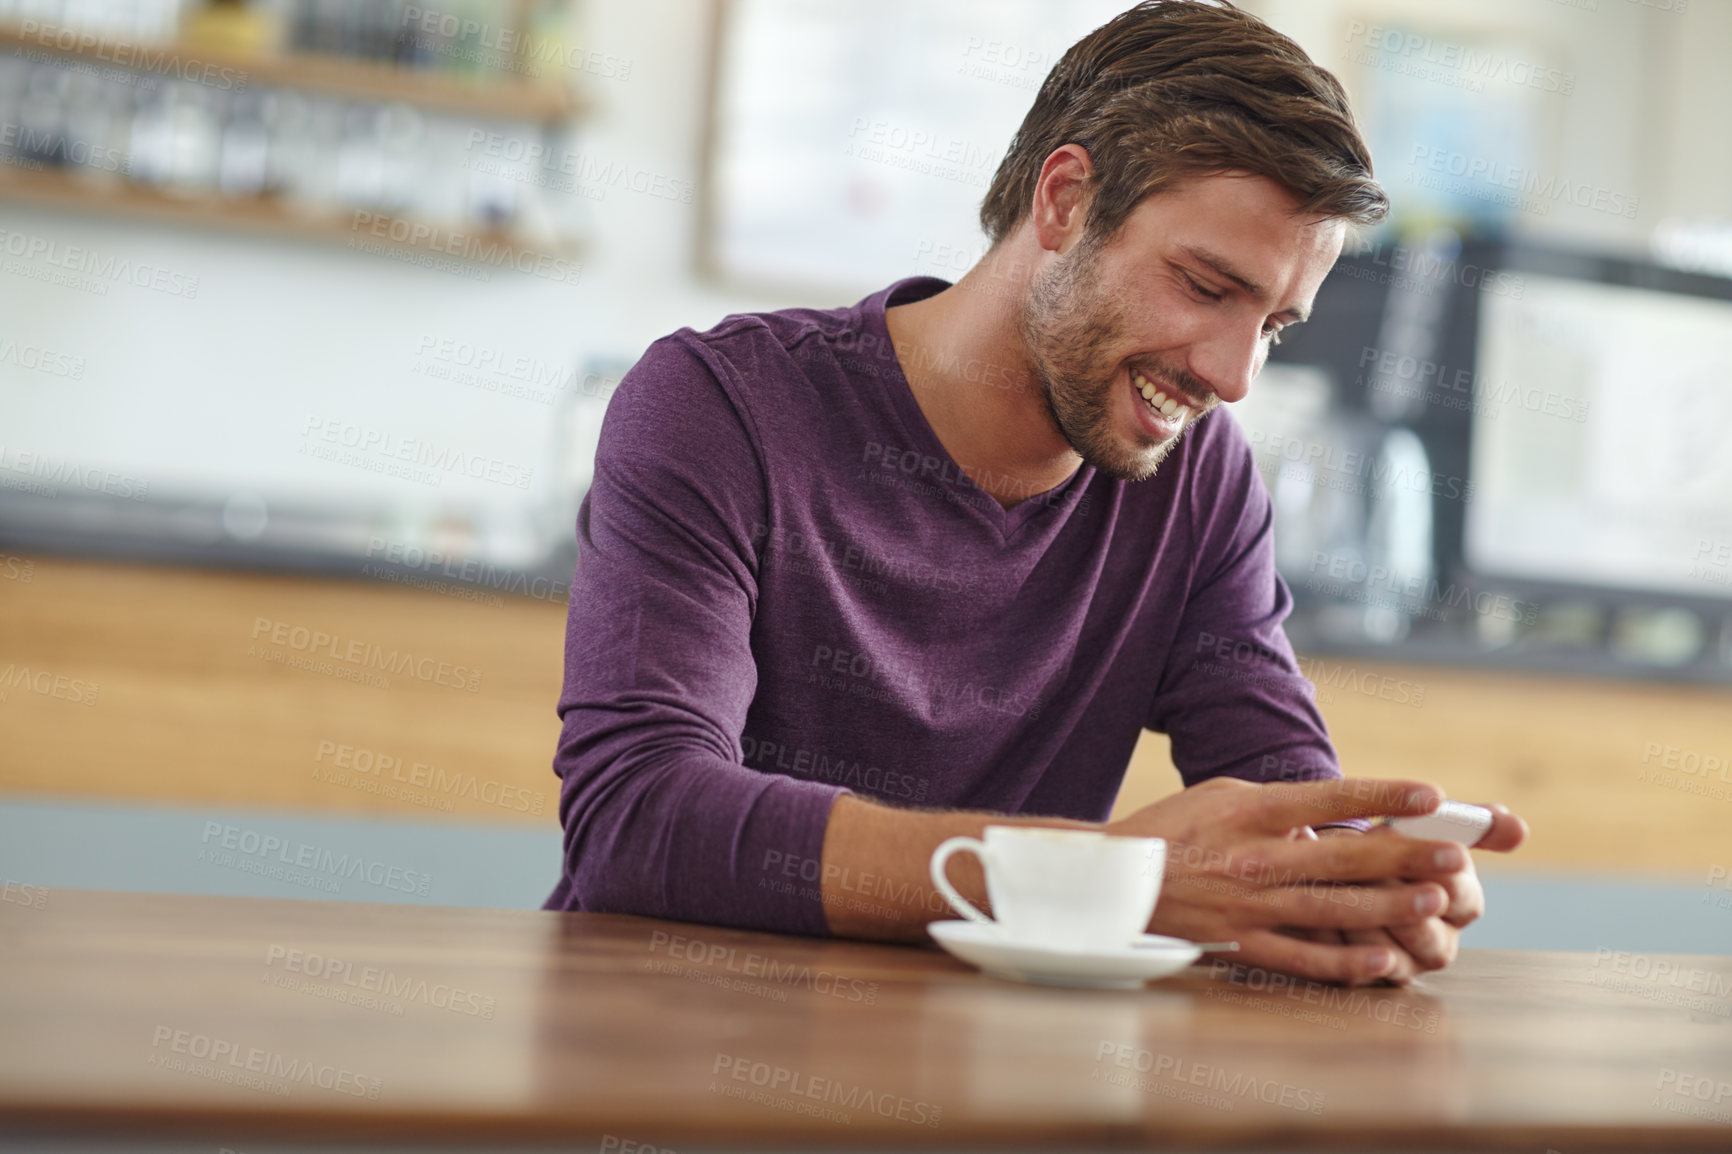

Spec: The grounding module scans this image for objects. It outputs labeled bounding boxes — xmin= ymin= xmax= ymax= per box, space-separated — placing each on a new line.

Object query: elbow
xmin=556 ymin=798 xmax=672 ymax=920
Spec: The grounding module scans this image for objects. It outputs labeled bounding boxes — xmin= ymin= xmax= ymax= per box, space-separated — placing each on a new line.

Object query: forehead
xmin=1104 ymin=173 xmax=1345 ymax=286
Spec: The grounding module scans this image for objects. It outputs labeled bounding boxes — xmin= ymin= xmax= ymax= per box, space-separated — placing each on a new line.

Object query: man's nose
xmin=1189 ymin=324 xmax=1261 ymax=404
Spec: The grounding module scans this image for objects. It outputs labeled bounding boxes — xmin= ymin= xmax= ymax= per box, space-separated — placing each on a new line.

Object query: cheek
xmin=1138 ymin=290 xmax=1206 ymax=346
xmin=1105 ymin=311 xmax=1163 ymax=368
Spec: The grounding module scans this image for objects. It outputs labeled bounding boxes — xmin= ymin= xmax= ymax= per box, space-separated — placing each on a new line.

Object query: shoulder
xmin=677 ymin=299 xmax=864 ymax=383
xmin=594 ymin=329 xmax=768 ymax=481
xmin=596 ymin=300 xmax=861 ymax=478
xmin=611 ymin=301 xmax=858 ymax=424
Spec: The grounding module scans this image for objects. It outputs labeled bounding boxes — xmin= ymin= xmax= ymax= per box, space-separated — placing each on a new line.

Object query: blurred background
xmin=0 ymin=0 xmax=1728 ymax=953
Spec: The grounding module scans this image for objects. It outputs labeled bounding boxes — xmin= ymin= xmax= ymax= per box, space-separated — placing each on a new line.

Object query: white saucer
xmin=928 ymin=921 xmax=1204 ymax=989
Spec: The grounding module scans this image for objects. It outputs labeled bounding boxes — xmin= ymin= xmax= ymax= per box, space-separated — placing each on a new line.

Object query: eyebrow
xmin=1178 ymin=245 xmax=1311 ymax=324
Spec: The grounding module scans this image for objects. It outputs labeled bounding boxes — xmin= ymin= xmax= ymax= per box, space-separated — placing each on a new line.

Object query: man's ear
xmin=1030 ymin=144 xmax=1096 ymax=256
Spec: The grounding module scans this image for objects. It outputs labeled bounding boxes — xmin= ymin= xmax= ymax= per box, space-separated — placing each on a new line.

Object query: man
xmin=543 ymin=0 xmax=1526 ymax=985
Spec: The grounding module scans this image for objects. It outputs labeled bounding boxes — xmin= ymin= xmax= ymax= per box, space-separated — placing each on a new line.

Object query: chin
xmin=1076 ymin=439 xmax=1173 ymax=485
xmin=1093 ymin=409 xmax=1209 ymax=483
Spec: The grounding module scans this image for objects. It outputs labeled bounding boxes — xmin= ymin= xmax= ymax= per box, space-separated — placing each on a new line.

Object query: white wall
xmin=0 ymin=0 xmax=795 ymax=561
xmin=1 ymin=0 xmax=1725 ymax=564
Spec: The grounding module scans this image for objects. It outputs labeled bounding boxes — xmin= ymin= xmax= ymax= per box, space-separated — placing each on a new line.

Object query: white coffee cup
xmin=929 ymin=826 xmax=1166 ymax=951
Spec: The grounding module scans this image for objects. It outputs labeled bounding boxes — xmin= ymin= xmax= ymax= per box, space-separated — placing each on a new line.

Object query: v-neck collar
xmin=864 ymin=276 xmax=1092 ymax=543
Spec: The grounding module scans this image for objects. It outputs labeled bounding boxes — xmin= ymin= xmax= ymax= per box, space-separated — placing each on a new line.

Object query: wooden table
xmin=1 ymin=891 xmax=1729 ymax=1152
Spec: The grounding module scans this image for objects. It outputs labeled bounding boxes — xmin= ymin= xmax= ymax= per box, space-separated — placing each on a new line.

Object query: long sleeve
xmin=545 ymin=333 xmax=848 ymax=933
xmin=1146 ymin=412 xmax=1348 ymax=795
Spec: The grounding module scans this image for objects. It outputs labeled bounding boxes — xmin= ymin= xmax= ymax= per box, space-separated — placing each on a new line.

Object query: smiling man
xmin=544 ymin=0 xmax=1525 ymax=985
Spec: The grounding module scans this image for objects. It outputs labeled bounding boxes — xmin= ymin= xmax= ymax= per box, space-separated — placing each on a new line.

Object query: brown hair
xmin=979 ymin=0 xmax=1388 ymax=248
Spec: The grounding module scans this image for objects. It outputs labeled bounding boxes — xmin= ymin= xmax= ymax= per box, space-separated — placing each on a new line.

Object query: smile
xmin=1131 ymin=367 xmax=1198 ymax=423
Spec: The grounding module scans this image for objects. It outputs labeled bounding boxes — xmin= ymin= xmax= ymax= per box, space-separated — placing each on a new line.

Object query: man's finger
xmin=1440 ymin=863 xmax=1484 ymax=927
xmin=1342 ymin=925 xmax=1425 ymax=985
xmin=1472 ymin=803 xmax=1527 ymax=852
xmin=1240 ymin=828 xmax=1468 ymax=884
xmin=1253 ymin=778 xmax=1443 ymax=832
xmin=1257 ymin=878 xmax=1450 ymax=931
xmin=1283 ymin=926 xmax=1345 ymax=944
xmin=1225 ymin=928 xmax=1400 ymax=986
xmin=1381 ymin=919 xmax=1456 ymax=973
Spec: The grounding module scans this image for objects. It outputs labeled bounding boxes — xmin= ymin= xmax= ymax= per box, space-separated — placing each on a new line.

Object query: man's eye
xmin=1183 ymin=274 xmax=1222 ymax=302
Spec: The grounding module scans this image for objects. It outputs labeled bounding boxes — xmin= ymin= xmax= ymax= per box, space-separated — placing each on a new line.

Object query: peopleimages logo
xmin=16 ymin=21 xmax=249 ymax=90
xmin=750 ymin=520 xmax=979 ymax=596
xmin=1344 ymin=23 xmax=1575 ymax=94
xmin=401 ymin=5 xmax=632 ymax=80
xmin=0 ymin=444 xmax=150 ymax=500
xmin=149 ymin=1026 xmax=382 ymax=1099
xmin=1408 ymin=146 xmax=1639 ymax=219
xmin=300 ymin=416 xmax=535 ymax=491
xmin=843 ymin=118 xmax=993 ymax=188
xmin=1094 ymin=1042 xmax=1328 ymax=1113
xmin=264 ymin=945 xmax=496 ymax=1018
xmin=250 ymin=616 xmax=483 ymax=693
xmin=0 ymin=225 xmax=201 ymax=299
xmin=0 ymin=332 xmax=86 ymax=379
xmin=1242 ymin=429 xmax=1474 ymax=504
xmin=1 ymin=880 xmax=47 ymax=910
xmin=0 ymin=663 xmax=99 ymax=706
xmin=1357 ymin=345 xmax=1589 ymax=423
xmin=464 ymin=131 xmax=693 ymax=204
xmin=710 ymin=1054 xmax=942 ymax=1127
xmin=347 ymin=212 xmax=584 ymax=285
xmin=198 ymin=822 xmax=433 ymax=896
xmin=313 ymin=739 xmax=545 ymax=815
xmin=363 ymin=537 xmax=569 ymax=605
xmin=740 ymin=733 xmax=929 ymax=802
xmin=1307 ymin=552 xmax=1540 ymax=626
xmin=807 ymin=641 xmax=1041 ymax=719
xmin=0 ymin=121 xmax=129 ymax=178
xmin=1705 ymin=865 xmax=1732 ymax=913
xmin=648 ymin=930 xmax=880 ymax=1005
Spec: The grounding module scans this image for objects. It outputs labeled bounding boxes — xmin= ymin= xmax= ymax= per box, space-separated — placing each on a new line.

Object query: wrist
xmin=820 ymin=795 xmax=1098 ymax=942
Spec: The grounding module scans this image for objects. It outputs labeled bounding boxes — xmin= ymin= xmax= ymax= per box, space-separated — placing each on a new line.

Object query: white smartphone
xmin=1382 ymin=800 xmax=1494 ymax=847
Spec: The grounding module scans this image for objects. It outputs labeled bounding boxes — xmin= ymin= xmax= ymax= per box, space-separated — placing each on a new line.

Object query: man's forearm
xmin=818 ymin=793 xmax=1095 ymax=941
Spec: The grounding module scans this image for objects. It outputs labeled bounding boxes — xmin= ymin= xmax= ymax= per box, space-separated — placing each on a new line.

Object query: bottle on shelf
xmin=0 ymin=0 xmax=588 ymax=255
xmin=179 ymin=0 xmax=284 ymax=56
xmin=217 ymin=88 xmax=271 ymax=195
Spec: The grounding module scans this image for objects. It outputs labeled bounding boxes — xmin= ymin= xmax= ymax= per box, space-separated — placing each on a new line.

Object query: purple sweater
xmin=542 ymin=276 xmax=1343 ymax=934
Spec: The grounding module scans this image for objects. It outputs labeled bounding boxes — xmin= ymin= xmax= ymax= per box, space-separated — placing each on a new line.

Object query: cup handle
xmin=929 ymin=836 xmax=993 ymax=925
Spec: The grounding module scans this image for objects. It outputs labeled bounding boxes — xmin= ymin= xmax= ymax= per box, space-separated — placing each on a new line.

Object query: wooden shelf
xmin=0 ymin=165 xmax=583 ymax=269
xmin=0 ymin=22 xmax=585 ymax=122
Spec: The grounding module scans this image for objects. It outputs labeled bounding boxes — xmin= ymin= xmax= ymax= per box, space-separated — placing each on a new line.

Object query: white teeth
xmin=1132 ymin=369 xmax=1191 ymax=422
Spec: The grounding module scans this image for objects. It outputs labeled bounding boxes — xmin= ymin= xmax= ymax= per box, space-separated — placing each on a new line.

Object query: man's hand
xmin=1105 ymin=777 xmax=1523 ymax=986
xmin=1311 ymin=804 xmax=1528 ymax=983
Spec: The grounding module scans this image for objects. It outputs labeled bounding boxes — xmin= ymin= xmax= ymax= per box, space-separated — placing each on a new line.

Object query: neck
xmin=885 ymin=248 xmax=1083 ymax=510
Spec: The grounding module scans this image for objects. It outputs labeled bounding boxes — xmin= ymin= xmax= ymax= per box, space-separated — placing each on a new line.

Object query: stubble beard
xmin=1017 ymin=235 xmax=1212 ymax=483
